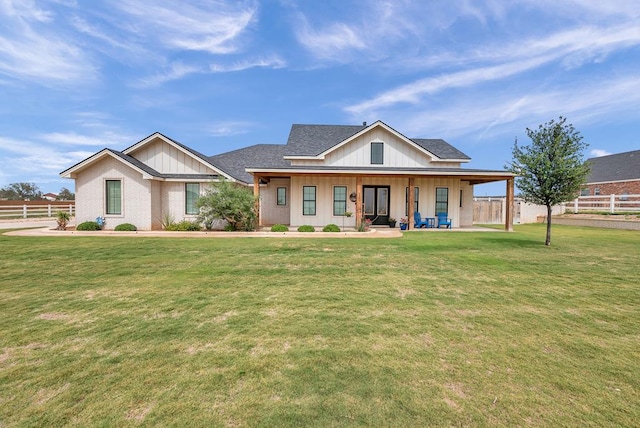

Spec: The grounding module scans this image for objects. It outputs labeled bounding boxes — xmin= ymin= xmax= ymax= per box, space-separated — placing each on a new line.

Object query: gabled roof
xmin=283 ymin=121 xmax=470 ymax=161
xmin=122 ymin=132 xmax=235 ymax=181
xmin=586 ymin=149 xmax=640 ymax=183
xmin=59 ymin=148 xmax=218 ymax=181
xmin=209 ymin=144 xmax=289 ymax=184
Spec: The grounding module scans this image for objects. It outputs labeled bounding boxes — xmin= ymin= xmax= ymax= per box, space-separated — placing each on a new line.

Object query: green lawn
xmin=1 ymin=225 xmax=638 ymax=426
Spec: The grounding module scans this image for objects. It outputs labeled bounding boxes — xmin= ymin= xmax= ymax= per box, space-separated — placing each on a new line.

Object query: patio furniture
xmin=436 ymin=212 xmax=451 ymax=228
xmin=426 ymin=217 xmax=436 ymax=228
xmin=413 ymin=212 xmax=429 ymax=228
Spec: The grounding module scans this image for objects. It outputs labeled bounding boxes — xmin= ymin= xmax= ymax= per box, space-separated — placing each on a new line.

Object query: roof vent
xmin=363 ymin=121 xmax=367 ymax=126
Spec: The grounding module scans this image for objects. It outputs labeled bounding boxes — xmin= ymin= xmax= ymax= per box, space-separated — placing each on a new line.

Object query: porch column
xmin=253 ymin=175 xmax=262 ymax=227
xmin=356 ymin=176 xmax=363 ymax=229
xmin=408 ymin=177 xmax=415 ymax=230
xmin=505 ymin=177 xmax=514 ymax=232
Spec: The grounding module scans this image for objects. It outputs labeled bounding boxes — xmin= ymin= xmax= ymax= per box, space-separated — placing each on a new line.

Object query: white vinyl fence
xmin=569 ymin=194 xmax=640 ymax=213
xmin=0 ymin=203 xmax=75 ymax=219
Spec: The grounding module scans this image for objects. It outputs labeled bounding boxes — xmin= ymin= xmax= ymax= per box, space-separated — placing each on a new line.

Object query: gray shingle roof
xmin=108 ymin=149 xmax=219 ymax=180
xmin=586 ymin=149 xmax=640 ymax=183
xmin=284 ymin=123 xmax=469 ymax=159
xmin=209 ymin=144 xmax=290 ymax=183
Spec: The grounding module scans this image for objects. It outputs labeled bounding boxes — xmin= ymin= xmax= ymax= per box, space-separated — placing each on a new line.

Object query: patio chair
xmin=436 ymin=212 xmax=452 ymax=228
xmin=413 ymin=212 xmax=429 ymax=228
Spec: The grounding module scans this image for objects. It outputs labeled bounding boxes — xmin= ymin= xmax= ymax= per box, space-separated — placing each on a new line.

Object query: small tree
xmin=197 ymin=179 xmax=258 ymax=231
xmin=56 ymin=187 xmax=75 ymax=200
xmin=507 ymin=117 xmax=590 ymax=246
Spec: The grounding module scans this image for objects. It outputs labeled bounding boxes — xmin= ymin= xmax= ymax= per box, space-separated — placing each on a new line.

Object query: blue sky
xmin=1 ymin=0 xmax=639 ymax=196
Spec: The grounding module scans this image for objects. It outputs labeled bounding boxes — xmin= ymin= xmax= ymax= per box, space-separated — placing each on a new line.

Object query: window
xmin=277 ymin=187 xmax=287 ymax=206
xmin=405 ymin=187 xmax=419 ymax=216
xmin=435 ymin=187 xmax=449 ymax=215
xmin=621 ymin=192 xmax=628 ymax=201
xmin=371 ymin=142 xmax=384 ymax=164
xmin=106 ymin=180 xmax=122 ymax=215
xmin=594 ymin=188 xmax=601 ymax=196
xmin=333 ymin=186 xmax=347 ymax=216
xmin=185 ymin=183 xmax=200 ymax=215
xmin=460 ymin=189 xmax=463 ymax=208
xmin=303 ymin=186 xmax=316 ymax=215
xmin=580 ymin=188 xmax=590 ymax=196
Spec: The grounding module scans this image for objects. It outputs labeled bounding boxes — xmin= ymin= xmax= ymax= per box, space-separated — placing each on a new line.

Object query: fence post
xmin=23 ymin=204 xmax=27 ymax=219
xmin=574 ymin=198 xmax=578 ymax=213
xmin=48 ymin=204 xmax=52 ymax=217
xmin=610 ymin=194 xmax=615 ymax=213
xmin=69 ymin=204 xmax=73 ymax=216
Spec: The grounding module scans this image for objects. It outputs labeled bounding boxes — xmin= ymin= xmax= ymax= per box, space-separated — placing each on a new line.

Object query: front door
xmin=363 ymin=186 xmax=390 ymax=225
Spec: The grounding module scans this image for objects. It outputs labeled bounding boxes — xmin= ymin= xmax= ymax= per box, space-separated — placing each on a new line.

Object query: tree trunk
xmin=545 ymin=204 xmax=552 ymax=246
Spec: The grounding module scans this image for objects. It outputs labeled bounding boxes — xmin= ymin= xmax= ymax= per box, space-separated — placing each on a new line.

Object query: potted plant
xmin=399 ymin=217 xmax=408 ymax=230
xmin=388 ymin=217 xmax=396 ymax=228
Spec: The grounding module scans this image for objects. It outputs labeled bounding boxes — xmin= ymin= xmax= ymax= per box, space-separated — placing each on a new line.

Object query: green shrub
xmin=223 ymin=223 xmax=236 ymax=232
xmin=76 ymin=221 xmax=101 ymax=231
xmin=322 ymin=224 xmax=340 ymax=232
xmin=270 ymin=224 xmax=289 ymax=232
xmin=114 ymin=223 xmax=137 ymax=232
xmin=165 ymin=220 xmax=201 ymax=231
xmin=297 ymin=225 xmax=315 ymax=232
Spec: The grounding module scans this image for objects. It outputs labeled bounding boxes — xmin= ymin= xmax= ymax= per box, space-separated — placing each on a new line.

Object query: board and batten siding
xmin=290 ymin=128 xmax=462 ymax=169
xmin=128 ymin=139 xmax=216 ymax=175
xmin=261 ymin=178 xmax=291 ymax=226
xmin=288 ymin=175 xmax=467 ymax=228
xmin=74 ymin=156 xmax=154 ymax=230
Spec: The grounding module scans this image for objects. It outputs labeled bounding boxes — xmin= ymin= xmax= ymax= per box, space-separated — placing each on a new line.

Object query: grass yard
xmin=0 ymin=225 xmax=638 ymax=426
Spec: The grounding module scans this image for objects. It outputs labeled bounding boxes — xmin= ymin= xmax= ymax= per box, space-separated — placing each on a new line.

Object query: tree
xmin=507 ymin=117 xmax=590 ymax=246
xmin=56 ymin=187 xmax=75 ymax=200
xmin=197 ymin=179 xmax=258 ymax=231
xmin=0 ymin=182 xmax=43 ymax=200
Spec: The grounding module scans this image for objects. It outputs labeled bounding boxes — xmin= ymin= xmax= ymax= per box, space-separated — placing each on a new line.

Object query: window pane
xmin=185 ymin=183 xmax=199 ymax=215
xmin=371 ymin=142 xmax=383 ymax=164
xmin=364 ymin=188 xmax=375 ymax=214
xmin=377 ymin=188 xmax=388 ymax=215
xmin=333 ymin=186 xmax=347 ymax=216
xmin=435 ymin=187 xmax=448 ymax=215
xmin=303 ymin=186 xmax=316 ymax=215
xmin=405 ymin=187 xmax=419 ymax=215
xmin=277 ymin=187 xmax=286 ymax=205
xmin=106 ymin=180 xmax=121 ymax=215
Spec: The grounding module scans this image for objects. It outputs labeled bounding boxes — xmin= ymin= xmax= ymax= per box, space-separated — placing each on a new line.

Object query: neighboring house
xmin=582 ymin=149 xmax=640 ymax=196
xmin=60 ymin=120 xmax=515 ymax=230
xmin=43 ymin=193 xmax=58 ymax=201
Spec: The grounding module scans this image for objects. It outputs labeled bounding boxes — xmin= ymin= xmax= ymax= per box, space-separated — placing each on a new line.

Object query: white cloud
xmin=40 ymin=132 xmax=132 ymax=147
xmin=207 ymin=121 xmax=255 ymax=137
xmin=113 ymin=0 xmax=258 ymax=55
xmin=209 ymin=56 xmax=286 ymax=73
xmin=135 ymin=62 xmax=205 ymax=88
xmin=590 ymin=149 xmax=611 ymax=157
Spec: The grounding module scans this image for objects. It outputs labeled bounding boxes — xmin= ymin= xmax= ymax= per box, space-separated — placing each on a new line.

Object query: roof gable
xmin=60 ymin=148 xmax=163 ymax=179
xmin=586 ymin=149 xmax=640 ymax=183
xmin=283 ymin=121 xmax=470 ymax=162
xmin=123 ymin=132 xmax=235 ymax=180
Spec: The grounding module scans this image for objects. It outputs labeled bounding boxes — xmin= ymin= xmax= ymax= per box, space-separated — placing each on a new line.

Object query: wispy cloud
xmin=0 ymin=1 xmax=96 ymax=85
xmin=135 ymin=62 xmax=205 ymax=88
xmin=207 ymin=121 xmax=255 ymax=137
xmin=40 ymin=131 xmax=133 ymax=147
xmin=209 ymin=56 xmax=286 ymax=73
xmin=113 ymin=0 xmax=258 ymax=55
xmin=590 ymin=149 xmax=611 ymax=157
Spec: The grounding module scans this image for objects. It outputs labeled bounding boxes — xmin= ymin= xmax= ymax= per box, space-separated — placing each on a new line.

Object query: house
xmin=60 ymin=120 xmax=515 ymax=231
xmin=43 ymin=192 xmax=58 ymax=201
xmin=582 ymin=149 xmax=640 ymax=197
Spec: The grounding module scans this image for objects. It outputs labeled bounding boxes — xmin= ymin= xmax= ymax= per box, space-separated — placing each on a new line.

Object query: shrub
xmin=322 ymin=224 xmax=340 ymax=232
xmin=165 ymin=220 xmax=201 ymax=231
xmin=76 ymin=221 xmax=101 ymax=231
xmin=198 ymin=179 xmax=258 ymax=231
xmin=55 ymin=211 xmax=70 ymax=230
xmin=270 ymin=224 xmax=289 ymax=232
xmin=297 ymin=225 xmax=315 ymax=232
xmin=114 ymin=223 xmax=137 ymax=232
xmin=160 ymin=212 xmax=175 ymax=230
xmin=223 ymin=223 xmax=235 ymax=232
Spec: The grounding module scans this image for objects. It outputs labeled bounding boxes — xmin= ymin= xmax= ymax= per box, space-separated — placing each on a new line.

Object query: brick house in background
xmin=582 ymin=149 xmax=640 ymax=197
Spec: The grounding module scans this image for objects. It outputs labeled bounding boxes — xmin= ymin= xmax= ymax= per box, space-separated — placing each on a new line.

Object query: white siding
xmin=289 ymin=128 xmax=462 ymax=169
xmin=129 ymin=139 xmax=216 ymax=174
xmin=260 ymin=178 xmax=291 ymax=225
xmin=288 ymin=175 xmax=465 ymax=228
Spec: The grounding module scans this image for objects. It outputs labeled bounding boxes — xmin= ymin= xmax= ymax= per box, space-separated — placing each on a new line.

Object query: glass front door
xmin=363 ymin=186 xmax=390 ymax=225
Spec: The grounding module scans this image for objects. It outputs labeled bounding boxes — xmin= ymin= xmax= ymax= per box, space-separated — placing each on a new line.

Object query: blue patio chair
xmin=413 ymin=212 xmax=429 ymax=228
xmin=436 ymin=212 xmax=451 ymax=228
